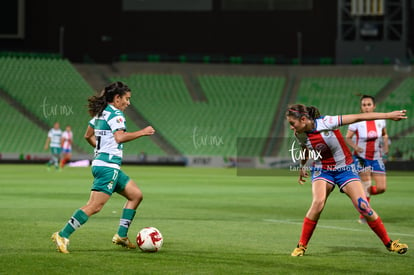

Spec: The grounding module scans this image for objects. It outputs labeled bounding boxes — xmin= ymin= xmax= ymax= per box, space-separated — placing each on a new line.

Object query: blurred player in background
xmin=52 ymin=81 xmax=155 ymax=254
xmin=44 ymin=122 xmax=62 ymax=171
xmin=60 ymin=125 xmax=73 ymax=169
xmin=346 ymin=95 xmax=389 ymax=224
xmin=286 ymin=104 xmax=408 ymax=256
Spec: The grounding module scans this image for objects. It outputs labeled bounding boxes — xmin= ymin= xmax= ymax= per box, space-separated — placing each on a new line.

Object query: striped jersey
xmin=89 ymin=104 xmax=127 ymax=169
xmin=295 ymin=115 xmax=353 ymax=170
xmin=48 ymin=128 xmax=62 ymax=148
xmin=348 ymin=120 xmax=386 ymax=160
xmin=61 ymin=130 xmax=73 ymax=150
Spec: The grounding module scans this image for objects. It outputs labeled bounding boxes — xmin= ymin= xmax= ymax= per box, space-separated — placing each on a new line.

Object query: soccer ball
xmin=136 ymin=227 xmax=163 ymax=252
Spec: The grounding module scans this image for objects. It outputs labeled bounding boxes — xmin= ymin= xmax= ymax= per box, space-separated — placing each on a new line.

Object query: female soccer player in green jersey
xmin=44 ymin=122 xmax=62 ymax=170
xmin=52 ymin=81 xmax=155 ymax=253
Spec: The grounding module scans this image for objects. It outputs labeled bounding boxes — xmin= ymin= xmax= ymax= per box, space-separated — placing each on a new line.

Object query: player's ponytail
xmin=87 ymin=91 xmax=107 ymax=117
xmin=306 ymin=106 xmax=320 ymax=120
xmin=286 ymin=104 xmax=321 ymax=120
xmin=87 ymin=82 xmax=131 ymax=117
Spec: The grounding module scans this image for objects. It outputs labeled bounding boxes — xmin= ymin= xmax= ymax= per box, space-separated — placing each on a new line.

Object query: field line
xmin=263 ymin=219 xmax=414 ymax=238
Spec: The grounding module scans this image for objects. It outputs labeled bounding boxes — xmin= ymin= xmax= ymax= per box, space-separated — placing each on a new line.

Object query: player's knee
xmin=310 ymin=199 xmax=325 ymax=212
xmin=137 ymin=190 xmax=143 ymax=203
xmin=126 ymin=186 xmax=143 ymax=204
xmin=83 ymin=207 xmax=99 ymax=216
xmin=357 ymin=197 xmax=373 ymax=216
xmin=129 ymin=181 xmax=143 ymax=202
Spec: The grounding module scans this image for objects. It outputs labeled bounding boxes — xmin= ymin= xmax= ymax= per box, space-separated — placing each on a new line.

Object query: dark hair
xmin=360 ymin=94 xmax=376 ymax=105
xmin=286 ymin=104 xmax=321 ymax=120
xmin=87 ymin=81 xmax=130 ymax=117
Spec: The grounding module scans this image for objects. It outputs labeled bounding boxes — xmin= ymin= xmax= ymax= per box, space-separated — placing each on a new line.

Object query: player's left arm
xmin=113 ymin=126 xmax=155 ymax=144
xmin=382 ymin=127 xmax=389 ymax=157
xmin=341 ymin=110 xmax=407 ymax=126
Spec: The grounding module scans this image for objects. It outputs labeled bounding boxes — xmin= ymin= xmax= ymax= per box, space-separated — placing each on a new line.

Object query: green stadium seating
xmin=2 ymin=56 xmax=413 ymax=161
xmin=375 ymin=78 xmax=414 ymax=158
xmin=111 ymin=74 xmax=285 ymax=156
xmin=376 ymin=78 xmax=414 ymax=137
xmin=0 ymin=97 xmax=46 ymax=154
xmin=0 ymin=56 xmax=165 ymax=156
xmin=0 ymin=56 xmax=94 ymax=153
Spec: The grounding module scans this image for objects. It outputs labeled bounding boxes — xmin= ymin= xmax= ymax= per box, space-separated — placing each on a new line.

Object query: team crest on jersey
xmin=322 ymin=130 xmax=331 ymax=137
xmin=116 ymin=117 xmax=124 ymax=124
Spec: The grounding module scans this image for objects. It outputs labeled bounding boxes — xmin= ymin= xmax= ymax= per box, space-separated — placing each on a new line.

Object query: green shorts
xmin=91 ymin=166 xmax=130 ymax=195
xmin=51 ymin=147 xmax=61 ymax=155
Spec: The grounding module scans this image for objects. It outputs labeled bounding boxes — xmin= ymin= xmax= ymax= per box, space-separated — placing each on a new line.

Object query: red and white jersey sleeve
xmin=348 ymin=120 xmax=386 ymax=160
xmin=296 ymin=115 xmax=353 ymax=170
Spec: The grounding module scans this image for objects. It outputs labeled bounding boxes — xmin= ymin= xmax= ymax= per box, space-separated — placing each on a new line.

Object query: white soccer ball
xmin=136 ymin=227 xmax=163 ymax=252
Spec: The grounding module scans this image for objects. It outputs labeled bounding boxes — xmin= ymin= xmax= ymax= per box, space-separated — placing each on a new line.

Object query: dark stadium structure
xmin=0 ymin=0 xmax=413 ymax=169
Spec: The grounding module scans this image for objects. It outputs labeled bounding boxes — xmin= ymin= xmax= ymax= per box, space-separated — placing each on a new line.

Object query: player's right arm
xmin=298 ymin=143 xmax=309 ymax=185
xmin=44 ymin=130 xmax=51 ymax=150
xmin=341 ymin=110 xmax=407 ymax=125
xmin=84 ymin=125 xmax=96 ymax=148
xmin=44 ymin=137 xmax=50 ymax=150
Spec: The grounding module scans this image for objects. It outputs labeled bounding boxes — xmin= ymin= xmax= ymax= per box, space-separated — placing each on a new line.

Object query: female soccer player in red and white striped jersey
xmin=346 ymin=95 xmax=388 ymax=224
xmin=286 ymin=104 xmax=408 ymax=256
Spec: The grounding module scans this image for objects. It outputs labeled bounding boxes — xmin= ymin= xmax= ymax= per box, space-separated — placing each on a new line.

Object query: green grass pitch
xmin=0 ymin=164 xmax=413 ymax=274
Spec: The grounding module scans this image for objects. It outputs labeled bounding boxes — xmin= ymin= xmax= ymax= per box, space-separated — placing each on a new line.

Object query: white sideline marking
xmin=263 ymin=219 xmax=414 ymax=238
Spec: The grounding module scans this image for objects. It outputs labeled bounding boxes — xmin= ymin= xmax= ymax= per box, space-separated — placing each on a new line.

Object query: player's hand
xmin=298 ymin=167 xmax=308 ymax=185
xmin=142 ymin=126 xmax=155 ymax=136
xmin=388 ymin=110 xmax=407 ymax=121
xmin=356 ymin=146 xmax=363 ymax=153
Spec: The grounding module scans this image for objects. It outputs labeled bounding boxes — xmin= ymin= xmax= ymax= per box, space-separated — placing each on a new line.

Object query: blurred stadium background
xmin=1 ymin=0 xmax=414 ymax=168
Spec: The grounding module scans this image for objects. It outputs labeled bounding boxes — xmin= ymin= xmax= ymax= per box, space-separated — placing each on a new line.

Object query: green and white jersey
xmin=89 ymin=104 xmax=126 ymax=169
xmin=48 ymin=128 xmax=62 ymax=148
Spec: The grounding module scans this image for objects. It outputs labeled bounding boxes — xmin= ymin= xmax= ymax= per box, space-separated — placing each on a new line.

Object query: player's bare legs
xmin=305 ymin=180 xmax=334 ymax=220
xmin=343 ymin=180 xmax=378 ymax=222
xmin=291 ymin=180 xmax=334 ymax=256
xmin=81 ymin=191 xmax=111 ymax=216
xmin=357 ymin=169 xmax=371 ymax=223
xmin=52 ymin=191 xmax=109 ymax=253
xmin=60 ymin=152 xmax=72 ymax=169
xmin=371 ymin=173 xmax=386 ymax=194
xmin=112 ymin=180 xmax=143 ymax=249
xmin=359 ymin=169 xmax=372 ymax=196
xmin=343 ymin=181 xmax=408 ymax=254
xmin=119 ymin=180 xmax=143 ymax=210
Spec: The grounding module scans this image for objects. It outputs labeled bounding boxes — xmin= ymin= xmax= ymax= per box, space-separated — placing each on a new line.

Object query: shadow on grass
xmin=325 ymin=245 xmax=381 ymax=255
